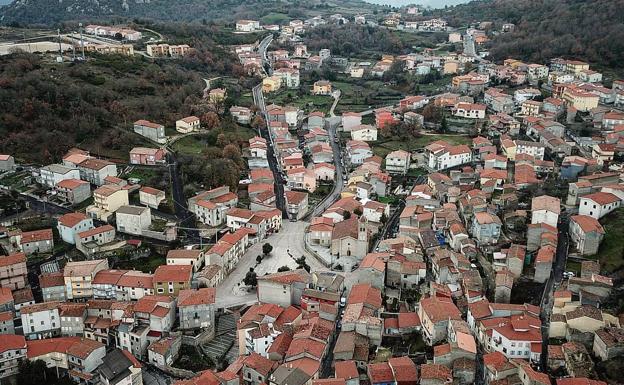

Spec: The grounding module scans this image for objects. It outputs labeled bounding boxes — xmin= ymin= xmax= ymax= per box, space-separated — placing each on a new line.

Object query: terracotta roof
xmin=20 ymin=228 xmax=53 ymax=243
xmin=347 ymin=283 xmax=382 ymax=309
xmin=64 ymin=259 xmax=107 ymax=277
xmin=153 ymin=265 xmax=192 ymax=283
xmin=368 ymin=362 xmax=394 ymax=384
xmin=398 ymin=312 xmax=421 ymax=328
xmin=0 ymin=334 xmax=26 ymax=354
xmin=56 ymin=178 xmax=89 ymax=190
xmin=93 ymin=269 xmax=127 ymax=285
xmin=483 ymin=351 xmax=513 ymax=372
xmin=243 ymin=352 xmax=277 ymax=376
xmin=77 ymin=224 xmax=115 ymax=238
xmin=419 ymin=364 xmax=452 ymax=382
xmin=178 ymin=288 xmax=216 ymax=306
xmin=0 ymin=252 xmax=26 ymax=267
xmin=334 ymin=361 xmax=358 ymax=380
xmin=167 ymin=249 xmax=202 ymax=260
xmin=388 ymin=356 xmax=417 ymax=382
xmin=582 ymin=192 xmax=620 ymax=205
xmin=258 ymin=269 xmax=310 ymax=285
xmin=420 ymin=297 xmax=462 ymax=323
xmin=571 ymin=215 xmax=605 ymax=234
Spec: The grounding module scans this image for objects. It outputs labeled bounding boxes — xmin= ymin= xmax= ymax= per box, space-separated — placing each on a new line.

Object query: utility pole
xmin=57 ymin=28 xmax=63 ymax=62
xmin=79 ymin=23 xmax=85 ymax=60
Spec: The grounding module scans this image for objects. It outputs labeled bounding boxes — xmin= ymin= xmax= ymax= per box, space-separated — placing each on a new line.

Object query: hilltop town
xmin=0 ymin=3 xmax=623 ymax=385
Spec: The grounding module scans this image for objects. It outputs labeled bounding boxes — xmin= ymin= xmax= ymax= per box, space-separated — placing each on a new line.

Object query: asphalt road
xmin=166 ymin=152 xmax=199 ymax=242
xmin=539 ymin=215 xmax=570 ymax=370
xmin=310 ymin=118 xmax=345 ymax=218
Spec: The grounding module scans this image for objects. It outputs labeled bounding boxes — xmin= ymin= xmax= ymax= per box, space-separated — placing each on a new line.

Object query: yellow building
xmin=63 ymin=259 xmax=109 ymax=300
xmin=86 ymin=184 xmax=129 ymax=221
xmin=443 ymin=60 xmax=460 ymax=75
xmin=153 ymin=265 xmax=193 ymax=295
xmin=312 ymin=80 xmax=332 ymax=95
xmin=562 ymin=87 xmax=599 ymax=112
xmin=262 ymin=76 xmax=282 ymax=93
xmin=565 ymin=60 xmax=590 ymax=74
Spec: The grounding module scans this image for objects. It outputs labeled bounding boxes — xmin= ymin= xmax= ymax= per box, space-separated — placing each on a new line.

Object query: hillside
xmin=0 ymin=23 xmax=248 ymax=164
xmin=436 ymin=0 xmax=624 ymax=75
xmin=0 ymin=0 xmax=375 ymax=26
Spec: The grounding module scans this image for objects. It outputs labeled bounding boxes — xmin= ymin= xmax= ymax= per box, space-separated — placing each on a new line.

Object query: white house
xmin=385 ymin=150 xmax=411 ymax=175
xmin=530 ymin=195 xmax=560 ymax=228
xmin=424 ymin=141 xmax=472 ymax=171
xmin=116 ymin=205 xmax=152 ymax=236
xmin=351 ymin=125 xmax=378 ymax=142
xmin=39 ymin=164 xmax=81 ymax=188
xmin=515 ymin=140 xmax=546 ymax=161
xmin=579 ymin=192 xmax=621 ymax=219
xmin=453 ymin=103 xmax=486 ymax=119
xmin=342 ymin=112 xmax=362 ymax=132
xmin=57 ymin=212 xmax=94 ymax=245
xmin=176 ymin=116 xmax=201 ymax=133
xmin=21 ymin=302 xmax=61 ymax=339
xmin=236 ymin=20 xmax=260 ymax=32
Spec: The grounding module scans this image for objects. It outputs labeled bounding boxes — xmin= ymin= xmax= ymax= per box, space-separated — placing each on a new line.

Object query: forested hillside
xmin=0 ymin=0 xmax=373 ymax=26
xmin=0 ymin=23 xmax=247 ymax=164
xmin=437 ymin=0 xmax=624 ymax=73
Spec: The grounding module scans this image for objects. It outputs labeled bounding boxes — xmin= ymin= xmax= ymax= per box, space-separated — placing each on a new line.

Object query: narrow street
xmin=539 ymin=215 xmax=570 ymax=369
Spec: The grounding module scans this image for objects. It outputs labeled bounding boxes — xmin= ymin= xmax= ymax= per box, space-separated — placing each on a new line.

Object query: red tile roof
xmin=153 ymin=265 xmax=192 ymax=283
xmin=420 ymin=297 xmax=462 ymax=323
xmin=243 ymin=352 xmax=277 ymax=376
xmin=0 ymin=334 xmax=26 ymax=353
xmin=178 ymin=288 xmax=216 ymax=306
xmin=368 ymin=362 xmax=394 ymax=384
xmin=20 ymin=228 xmax=53 ymax=243
xmin=0 ymin=252 xmax=26 ymax=267
xmin=335 ymin=360 xmax=358 ymax=380
xmin=419 ymin=364 xmax=452 ymax=382
xmin=347 ymin=283 xmax=382 ymax=309
xmin=388 ymin=356 xmax=417 ymax=382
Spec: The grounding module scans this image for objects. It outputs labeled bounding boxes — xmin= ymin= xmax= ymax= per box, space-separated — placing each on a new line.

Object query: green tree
xmin=244 ymin=268 xmax=257 ymax=287
xmin=278 ymin=265 xmax=291 ymax=272
xmin=262 ymin=243 xmax=273 ymax=256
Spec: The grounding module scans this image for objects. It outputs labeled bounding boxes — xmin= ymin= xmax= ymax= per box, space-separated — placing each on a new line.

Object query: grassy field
xmin=594 ymin=208 xmax=624 ymax=274
xmin=124 ymin=167 xmax=161 ymax=184
xmin=268 ymin=90 xmax=334 ymax=114
xmin=372 ymin=134 xmax=471 ymax=158
xmin=260 ymin=12 xmax=291 ymax=25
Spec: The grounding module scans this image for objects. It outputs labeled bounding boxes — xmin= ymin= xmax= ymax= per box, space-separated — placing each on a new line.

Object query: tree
xmin=343 ymin=211 xmax=352 ymax=220
xmin=262 ymin=243 xmax=273 ymax=256
xmin=277 ymin=265 xmax=291 ymax=272
xmin=439 ymin=116 xmax=449 ymax=133
xmin=353 ymin=207 xmax=363 ymax=216
xmin=251 ymin=116 xmax=266 ymax=130
xmin=422 ymin=104 xmax=443 ymax=123
xmin=223 ymin=144 xmax=243 ymax=167
xmin=295 ymin=256 xmax=310 ymax=272
xmin=380 ymin=212 xmax=388 ymax=224
xmin=256 ymin=255 xmax=263 ymax=264
xmin=201 ymin=111 xmax=220 ymax=130
xmin=244 ymin=268 xmax=257 ymax=287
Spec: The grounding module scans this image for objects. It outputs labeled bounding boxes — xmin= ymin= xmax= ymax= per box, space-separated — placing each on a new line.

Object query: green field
xmin=372 ymin=134 xmax=471 ymax=158
xmin=268 ymin=90 xmax=334 ymax=114
xmin=593 ymin=208 xmax=624 ymax=274
xmin=260 ymin=13 xmax=291 ymax=25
